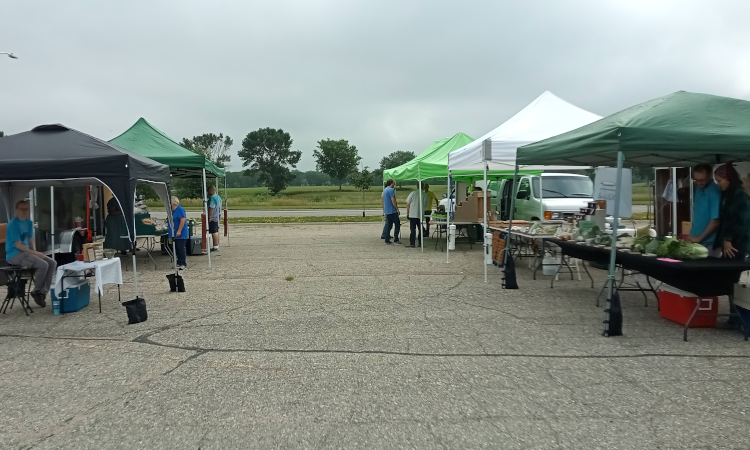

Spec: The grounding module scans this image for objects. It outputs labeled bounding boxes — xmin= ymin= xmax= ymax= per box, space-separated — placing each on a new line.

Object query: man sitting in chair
xmin=5 ymin=200 xmax=56 ymax=307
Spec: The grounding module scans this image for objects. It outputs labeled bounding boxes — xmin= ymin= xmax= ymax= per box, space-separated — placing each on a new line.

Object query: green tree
xmin=239 ymin=128 xmax=301 ymax=195
xmin=379 ymin=150 xmax=415 ymax=188
xmin=349 ymin=166 xmax=374 ymax=215
xmin=313 ymin=139 xmax=361 ymax=190
xmin=349 ymin=166 xmax=374 ymax=191
xmin=181 ymin=133 xmax=233 ymax=168
xmin=172 ymin=132 xmax=234 ymax=198
xmin=379 ymin=150 xmax=415 ymax=171
xmin=0 ymin=131 xmax=4 ymax=137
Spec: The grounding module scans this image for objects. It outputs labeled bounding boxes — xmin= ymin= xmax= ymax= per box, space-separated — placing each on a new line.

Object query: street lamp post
xmin=1 ymin=52 xmax=18 ymax=59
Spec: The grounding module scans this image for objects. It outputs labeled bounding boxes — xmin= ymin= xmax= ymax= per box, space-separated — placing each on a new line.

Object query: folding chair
xmin=1 ymin=266 xmax=36 ymax=316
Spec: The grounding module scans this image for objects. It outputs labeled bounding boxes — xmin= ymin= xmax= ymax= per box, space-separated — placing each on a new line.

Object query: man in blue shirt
xmin=169 ymin=196 xmax=189 ymax=270
xmin=688 ymin=163 xmax=721 ymax=256
xmin=5 ymin=200 xmax=57 ymax=307
xmin=382 ymin=179 xmax=402 ymax=245
xmin=207 ymin=186 xmax=222 ymax=252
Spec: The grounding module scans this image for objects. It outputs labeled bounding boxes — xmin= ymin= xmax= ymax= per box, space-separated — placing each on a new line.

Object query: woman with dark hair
xmin=714 ymin=163 xmax=750 ymax=260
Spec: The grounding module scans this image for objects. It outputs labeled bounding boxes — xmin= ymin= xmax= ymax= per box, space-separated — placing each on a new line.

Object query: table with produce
xmin=548 ymin=226 xmax=750 ymax=297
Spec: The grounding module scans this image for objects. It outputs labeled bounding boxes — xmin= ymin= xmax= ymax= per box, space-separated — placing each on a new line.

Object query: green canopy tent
xmin=383 ymin=132 xmax=530 ymax=183
xmin=382 ymin=133 xmax=477 ymax=253
xmin=110 ymin=118 xmax=227 ymax=267
xmin=516 ymin=90 xmax=750 ymax=336
xmin=382 ymin=132 xmax=537 ymax=253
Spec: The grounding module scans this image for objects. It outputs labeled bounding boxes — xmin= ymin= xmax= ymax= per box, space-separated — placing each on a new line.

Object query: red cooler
xmin=659 ymin=285 xmax=718 ymax=327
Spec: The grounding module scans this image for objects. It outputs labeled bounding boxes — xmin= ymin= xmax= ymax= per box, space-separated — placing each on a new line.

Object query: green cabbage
xmin=644 ymin=237 xmax=663 ymax=254
xmin=632 ymin=235 xmax=653 ymax=253
xmin=670 ymin=241 xmax=709 ymax=260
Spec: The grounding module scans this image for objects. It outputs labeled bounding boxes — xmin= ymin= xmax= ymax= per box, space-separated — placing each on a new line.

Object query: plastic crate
xmin=659 ymin=285 xmax=718 ymax=327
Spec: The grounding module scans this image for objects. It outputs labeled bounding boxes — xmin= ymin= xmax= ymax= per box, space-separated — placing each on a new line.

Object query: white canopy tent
xmin=446 ymin=91 xmax=602 ymax=281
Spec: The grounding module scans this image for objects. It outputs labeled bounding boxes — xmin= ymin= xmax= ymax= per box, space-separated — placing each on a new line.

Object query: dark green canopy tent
xmin=517 ymin=91 xmax=750 ymax=168
xmin=110 ymin=118 xmax=225 ymax=178
xmin=516 ymin=91 xmax=750 ymax=337
xmin=110 ymin=118 xmax=227 ymax=267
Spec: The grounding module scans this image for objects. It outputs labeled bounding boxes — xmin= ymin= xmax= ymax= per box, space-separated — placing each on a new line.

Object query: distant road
xmin=151 ymin=208 xmax=384 ymax=219
xmin=152 ymin=205 xmax=651 ymax=218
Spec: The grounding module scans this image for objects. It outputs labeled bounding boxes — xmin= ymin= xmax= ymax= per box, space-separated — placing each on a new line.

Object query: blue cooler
xmin=51 ymin=279 xmax=91 ymax=313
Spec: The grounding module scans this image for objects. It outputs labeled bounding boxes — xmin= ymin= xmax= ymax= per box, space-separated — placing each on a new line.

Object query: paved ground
xmin=2 ymin=223 xmax=750 ymax=449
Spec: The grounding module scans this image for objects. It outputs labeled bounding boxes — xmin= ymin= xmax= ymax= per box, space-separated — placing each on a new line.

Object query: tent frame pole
xmin=605 ymin=151 xmax=625 ymax=336
xmin=504 ymin=165 xmax=520 ymax=267
xmin=671 ymin=166 xmax=678 ymax=236
xmin=202 ymin=168 xmax=211 ymax=268
xmin=224 ymin=175 xmax=229 ymax=247
xmin=50 ymin=186 xmax=55 ymax=258
xmin=446 ymin=170 xmax=452 ymax=263
xmin=483 ymin=162 xmax=488 ymax=282
xmin=419 ymin=179 xmax=423 ymax=253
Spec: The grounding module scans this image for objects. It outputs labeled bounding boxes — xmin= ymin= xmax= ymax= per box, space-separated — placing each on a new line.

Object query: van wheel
xmin=531 ymin=217 xmax=540 ymax=221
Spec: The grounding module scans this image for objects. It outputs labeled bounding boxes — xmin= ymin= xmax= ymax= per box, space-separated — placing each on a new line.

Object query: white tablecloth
xmin=53 ymin=258 xmax=123 ymax=295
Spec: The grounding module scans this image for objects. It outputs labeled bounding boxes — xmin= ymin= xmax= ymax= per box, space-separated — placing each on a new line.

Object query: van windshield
xmin=532 ymin=176 xmax=593 ymax=199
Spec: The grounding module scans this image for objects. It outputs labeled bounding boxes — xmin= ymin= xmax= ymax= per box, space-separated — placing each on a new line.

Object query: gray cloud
xmin=2 ymin=0 xmax=749 ymax=171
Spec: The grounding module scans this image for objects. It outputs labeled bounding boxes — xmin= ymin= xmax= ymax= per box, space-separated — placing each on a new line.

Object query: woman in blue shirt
xmin=169 ymin=196 xmax=189 ymax=269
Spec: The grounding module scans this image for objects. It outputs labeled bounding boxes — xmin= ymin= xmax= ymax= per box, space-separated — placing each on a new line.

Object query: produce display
xmin=630 ymin=235 xmax=708 ymax=260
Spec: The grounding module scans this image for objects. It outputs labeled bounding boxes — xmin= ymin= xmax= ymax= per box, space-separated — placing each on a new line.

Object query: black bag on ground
xmin=122 ymin=297 xmax=147 ymax=324
xmin=503 ymin=254 xmax=518 ymax=290
xmin=603 ymin=291 xmax=623 ymax=337
xmin=166 ymin=273 xmax=186 ymax=292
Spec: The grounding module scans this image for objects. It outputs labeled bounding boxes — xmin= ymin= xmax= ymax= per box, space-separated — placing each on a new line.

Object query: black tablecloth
xmin=548 ymin=239 xmax=750 ymax=296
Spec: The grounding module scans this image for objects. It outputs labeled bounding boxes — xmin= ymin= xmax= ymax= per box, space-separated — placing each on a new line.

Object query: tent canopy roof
xmin=0 ymin=124 xmax=171 ymax=184
xmin=0 ymin=124 xmax=172 ymax=243
xmin=383 ymin=132 xmax=475 ymax=182
xmin=110 ymin=117 xmax=226 ymax=178
xmin=517 ymin=91 xmax=750 ymax=167
xmin=448 ymin=91 xmax=602 ymax=172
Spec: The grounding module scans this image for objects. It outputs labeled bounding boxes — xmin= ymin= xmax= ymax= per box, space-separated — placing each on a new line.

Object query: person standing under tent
xmin=688 ymin=163 xmax=721 ymax=257
xmin=381 ymin=181 xmax=391 ymax=240
xmin=5 ymin=200 xmax=56 ymax=307
xmin=170 ymin=196 xmax=189 ymax=270
xmin=714 ymin=163 xmax=750 ymax=261
xmin=208 ymin=186 xmax=222 ymax=253
xmin=383 ymin=179 xmax=402 ymax=245
xmin=406 ymin=185 xmax=429 ymax=248
xmin=422 ymin=183 xmax=439 ymax=236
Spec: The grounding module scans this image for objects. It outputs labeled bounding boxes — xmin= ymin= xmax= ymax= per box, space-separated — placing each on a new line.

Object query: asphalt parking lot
xmin=2 ymin=223 xmax=750 ymax=449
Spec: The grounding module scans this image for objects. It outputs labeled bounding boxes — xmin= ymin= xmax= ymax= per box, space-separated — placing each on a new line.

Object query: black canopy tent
xmin=0 ymin=124 xmax=175 ymax=295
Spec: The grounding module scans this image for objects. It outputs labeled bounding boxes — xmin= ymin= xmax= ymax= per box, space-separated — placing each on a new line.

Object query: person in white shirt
xmin=405 ymin=186 xmax=429 ymax=248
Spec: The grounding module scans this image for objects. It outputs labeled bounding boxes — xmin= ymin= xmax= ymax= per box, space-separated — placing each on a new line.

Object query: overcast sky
xmin=2 ymin=0 xmax=749 ymax=172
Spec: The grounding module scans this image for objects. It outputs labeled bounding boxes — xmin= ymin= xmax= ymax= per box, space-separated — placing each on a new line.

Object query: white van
xmin=492 ymin=173 xmax=593 ymax=221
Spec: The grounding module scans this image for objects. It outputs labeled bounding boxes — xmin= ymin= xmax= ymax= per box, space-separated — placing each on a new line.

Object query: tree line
xmin=167 ymin=127 xmax=427 ymax=198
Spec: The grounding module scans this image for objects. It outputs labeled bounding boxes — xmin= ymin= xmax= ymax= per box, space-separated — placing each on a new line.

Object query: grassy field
xmin=147 ymin=183 xmax=654 ymax=210
xmin=148 ymin=185 xmax=440 ymax=210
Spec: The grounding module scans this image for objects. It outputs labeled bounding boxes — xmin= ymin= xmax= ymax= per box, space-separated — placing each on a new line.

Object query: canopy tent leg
xmin=483 ymin=162 xmax=488 ymax=282
xmin=446 ymin=171 xmax=452 ymax=263
xmin=202 ymin=169 xmax=211 ymax=268
xmin=671 ymin=166 xmax=678 ymax=236
xmin=505 ymin=166 xmax=520 ymax=265
xmin=502 ymin=165 xmax=521 ymax=290
xmin=419 ymin=179 xmax=423 ymax=253
xmin=133 ymin=254 xmax=139 ymax=298
xmin=604 ymin=151 xmax=625 ymax=337
xmin=50 ymin=186 xmax=55 ymax=258
xmin=224 ymin=175 xmax=229 ymax=246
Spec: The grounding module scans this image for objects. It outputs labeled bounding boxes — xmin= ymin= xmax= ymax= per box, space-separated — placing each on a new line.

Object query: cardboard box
xmin=682 ymin=221 xmax=692 ymax=235
xmin=82 ymin=243 xmax=103 ymax=262
xmin=595 ymin=200 xmax=607 ymax=210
